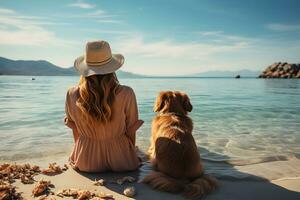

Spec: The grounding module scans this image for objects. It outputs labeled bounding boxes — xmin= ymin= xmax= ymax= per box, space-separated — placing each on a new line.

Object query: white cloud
xmin=52 ymin=9 xmax=123 ymax=24
xmin=115 ymin=33 xmax=251 ymax=60
xmin=110 ymin=31 xmax=300 ymax=75
xmin=81 ymin=29 xmax=130 ymax=35
xmin=87 ymin=9 xmax=106 ymax=16
xmin=266 ymin=23 xmax=300 ymax=31
xmin=96 ymin=19 xmax=124 ymax=24
xmin=0 ymin=8 xmax=15 ymax=14
xmin=0 ymin=5 xmax=298 ymax=75
xmin=60 ymin=1 xmax=125 ymax=24
xmin=0 ymin=9 xmax=75 ymax=46
xmin=67 ymin=1 xmax=95 ymax=9
xmin=196 ymin=31 xmax=256 ymax=44
xmin=197 ymin=31 xmax=224 ymax=36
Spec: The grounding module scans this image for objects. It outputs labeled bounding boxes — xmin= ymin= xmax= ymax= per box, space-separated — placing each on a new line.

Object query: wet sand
xmin=5 ymin=158 xmax=300 ymax=200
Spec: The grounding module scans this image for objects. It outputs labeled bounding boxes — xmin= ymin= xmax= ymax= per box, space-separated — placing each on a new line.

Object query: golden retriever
xmin=143 ymin=91 xmax=217 ymax=199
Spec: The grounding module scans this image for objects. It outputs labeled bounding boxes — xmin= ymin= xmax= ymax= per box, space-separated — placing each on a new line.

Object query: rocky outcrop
xmin=259 ymin=62 xmax=300 ymax=78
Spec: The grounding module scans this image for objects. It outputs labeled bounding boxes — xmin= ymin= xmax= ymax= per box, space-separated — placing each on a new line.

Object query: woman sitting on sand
xmin=64 ymin=40 xmax=143 ymax=172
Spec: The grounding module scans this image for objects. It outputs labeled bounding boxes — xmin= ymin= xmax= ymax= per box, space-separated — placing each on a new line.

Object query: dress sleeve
xmin=64 ymin=90 xmax=76 ymax=130
xmin=125 ymin=88 xmax=144 ymax=145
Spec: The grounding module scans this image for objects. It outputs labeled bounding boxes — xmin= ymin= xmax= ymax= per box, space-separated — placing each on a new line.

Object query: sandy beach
xmin=2 ymin=156 xmax=299 ymax=200
xmin=1 ymin=77 xmax=300 ymax=200
xmin=1 ymin=0 xmax=300 ymax=199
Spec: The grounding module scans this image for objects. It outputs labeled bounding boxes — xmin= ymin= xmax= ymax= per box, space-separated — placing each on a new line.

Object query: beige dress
xmin=64 ymin=85 xmax=143 ymax=172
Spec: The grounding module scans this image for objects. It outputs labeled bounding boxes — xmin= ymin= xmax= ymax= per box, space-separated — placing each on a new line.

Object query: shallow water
xmin=0 ymin=76 xmax=300 ymax=178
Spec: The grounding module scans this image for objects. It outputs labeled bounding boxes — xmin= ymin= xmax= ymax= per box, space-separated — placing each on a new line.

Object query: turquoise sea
xmin=0 ymin=76 xmax=300 ymax=179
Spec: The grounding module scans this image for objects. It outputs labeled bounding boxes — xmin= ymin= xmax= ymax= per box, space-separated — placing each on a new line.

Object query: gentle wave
xmin=201 ymin=155 xmax=292 ymax=166
xmin=1 ymin=76 xmax=300 ymax=180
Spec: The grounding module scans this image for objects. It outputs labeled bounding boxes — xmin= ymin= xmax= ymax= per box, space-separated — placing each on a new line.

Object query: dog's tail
xmin=142 ymin=171 xmax=185 ymax=193
xmin=183 ymin=174 xmax=218 ymax=199
xmin=143 ymin=172 xmax=217 ymax=199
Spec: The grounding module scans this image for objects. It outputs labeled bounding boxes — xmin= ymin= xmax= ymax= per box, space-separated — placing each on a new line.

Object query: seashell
xmin=77 ymin=190 xmax=92 ymax=200
xmin=123 ymin=186 xmax=136 ymax=197
xmin=23 ymin=163 xmax=31 ymax=169
xmin=42 ymin=163 xmax=62 ymax=175
xmin=0 ymin=163 xmax=43 ymax=186
xmin=0 ymin=192 xmax=10 ymax=200
xmin=56 ymin=188 xmax=100 ymax=199
xmin=98 ymin=191 xmax=114 ymax=199
xmin=62 ymin=164 xmax=69 ymax=171
xmin=0 ymin=163 xmax=10 ymax=171
xmin=32 ymin=179 xmax=53 ymax=197
xmin=93 ymin=179 xmax=105 ymax=186
xmin=0 ymin=181 xmax=22 ymax=199
xmin=56 ymin=188 xmax=78 ymax=197
xmin=0 ymin=182 xmax=11 ymax=191
xmin=32 ymin=184 xmax=47 ymax=196
xmin=20 ymin=174 xmax=34 ymax=184
xmin=31 ymin=165 xmax=41 ymax=172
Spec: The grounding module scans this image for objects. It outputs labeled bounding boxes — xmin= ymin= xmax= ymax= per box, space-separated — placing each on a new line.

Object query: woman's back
xmin=65 ymin=85 xmax=142 ymax=172
xmin=65 ymin=40 xmax=143 ymax=172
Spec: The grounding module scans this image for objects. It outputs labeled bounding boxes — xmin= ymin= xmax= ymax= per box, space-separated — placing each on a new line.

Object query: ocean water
xmin=1 ymin=76 xmax=300 ymax=179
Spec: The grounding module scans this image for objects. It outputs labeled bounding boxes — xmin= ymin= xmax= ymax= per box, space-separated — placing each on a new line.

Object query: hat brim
xmin=74 ymin=54 xmax=124 ymax=77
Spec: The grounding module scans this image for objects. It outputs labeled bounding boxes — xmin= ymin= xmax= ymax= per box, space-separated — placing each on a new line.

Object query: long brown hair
xmin=76 ymin=73 xmax=119 ymax=123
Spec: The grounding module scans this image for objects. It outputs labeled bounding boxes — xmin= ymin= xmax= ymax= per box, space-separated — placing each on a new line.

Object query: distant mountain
xmin=0 ymin=57 xmax=143 ymax=78
xmin=189 ymin=69 xmax=260 ymax=77
xmin=0 ymin=56 xmax=261 ymax=78
xmin=116 ymin=70 xmax=144 ymax=78
xmin=0 ymin=57 xmax=75 ymax=76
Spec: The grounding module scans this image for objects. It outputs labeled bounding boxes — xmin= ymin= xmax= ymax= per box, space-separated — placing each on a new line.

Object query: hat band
xmin=86 ymin=56 xmax=112 ymax=66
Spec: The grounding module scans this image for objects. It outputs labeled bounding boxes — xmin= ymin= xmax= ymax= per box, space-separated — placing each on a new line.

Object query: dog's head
xmin=154 ymin=91 xmax=193 ymax=115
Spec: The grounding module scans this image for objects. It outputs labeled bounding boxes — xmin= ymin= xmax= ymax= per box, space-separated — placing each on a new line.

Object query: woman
xmin=64 ymin=40 xmax=143 ymax=172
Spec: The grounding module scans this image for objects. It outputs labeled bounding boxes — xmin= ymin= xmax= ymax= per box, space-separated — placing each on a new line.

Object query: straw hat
xmin=74 ymin=40 xmax=124 ymax=77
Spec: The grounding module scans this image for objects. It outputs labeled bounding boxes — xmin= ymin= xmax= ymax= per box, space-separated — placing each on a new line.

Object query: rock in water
xmin=235 ymin=75 xmax=241 ymax=79
xmin=259 ymin=62 xmax=300 ymax=78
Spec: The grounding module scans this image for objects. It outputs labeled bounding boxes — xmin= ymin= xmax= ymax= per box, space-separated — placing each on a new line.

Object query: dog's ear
xmin=154 ymin=91 xmax=171 ymax=112
xmin=181 ymin=92 xmax=193 ymax=112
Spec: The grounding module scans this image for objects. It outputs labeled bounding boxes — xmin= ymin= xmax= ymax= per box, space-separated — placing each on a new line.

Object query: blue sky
xmin=0 ymin=0 xmax=299 ymax=75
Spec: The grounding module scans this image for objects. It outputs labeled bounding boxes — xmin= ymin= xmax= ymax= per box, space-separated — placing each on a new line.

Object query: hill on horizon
xmin=0 ymin=56 xmax=261 ymax=78
xmin=189 ymin=69 xmax=260 ymax=77
xmin=0 ymin=57 xmax=143 ymax=78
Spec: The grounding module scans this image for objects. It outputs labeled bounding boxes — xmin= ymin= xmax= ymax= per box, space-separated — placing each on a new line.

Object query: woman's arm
xmin=65 ymin=91 xmax=79 ymax=143
xmin=125 ymin=88 xmax=144 ymax=145
xmin=64 ymin=116 xmax=79 ymax=143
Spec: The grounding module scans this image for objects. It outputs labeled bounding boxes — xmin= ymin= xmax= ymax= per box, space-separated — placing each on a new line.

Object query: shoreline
xmin=2 ymin=155 xmax=300 ymax=181
xmin=1 ymin=159 xmax=300 ymax=200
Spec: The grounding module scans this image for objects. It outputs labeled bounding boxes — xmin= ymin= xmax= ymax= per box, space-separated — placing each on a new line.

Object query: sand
xmin=5 ymin=158 xmax=300 ymax=200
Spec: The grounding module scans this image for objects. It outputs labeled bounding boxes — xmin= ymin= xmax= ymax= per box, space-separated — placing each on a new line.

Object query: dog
xmin=143 ymin=91 xmax=217 ymax=199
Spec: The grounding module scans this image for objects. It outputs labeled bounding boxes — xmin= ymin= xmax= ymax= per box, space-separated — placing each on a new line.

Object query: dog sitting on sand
xmin=143 ymin=91 xmax=217 ymax=199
